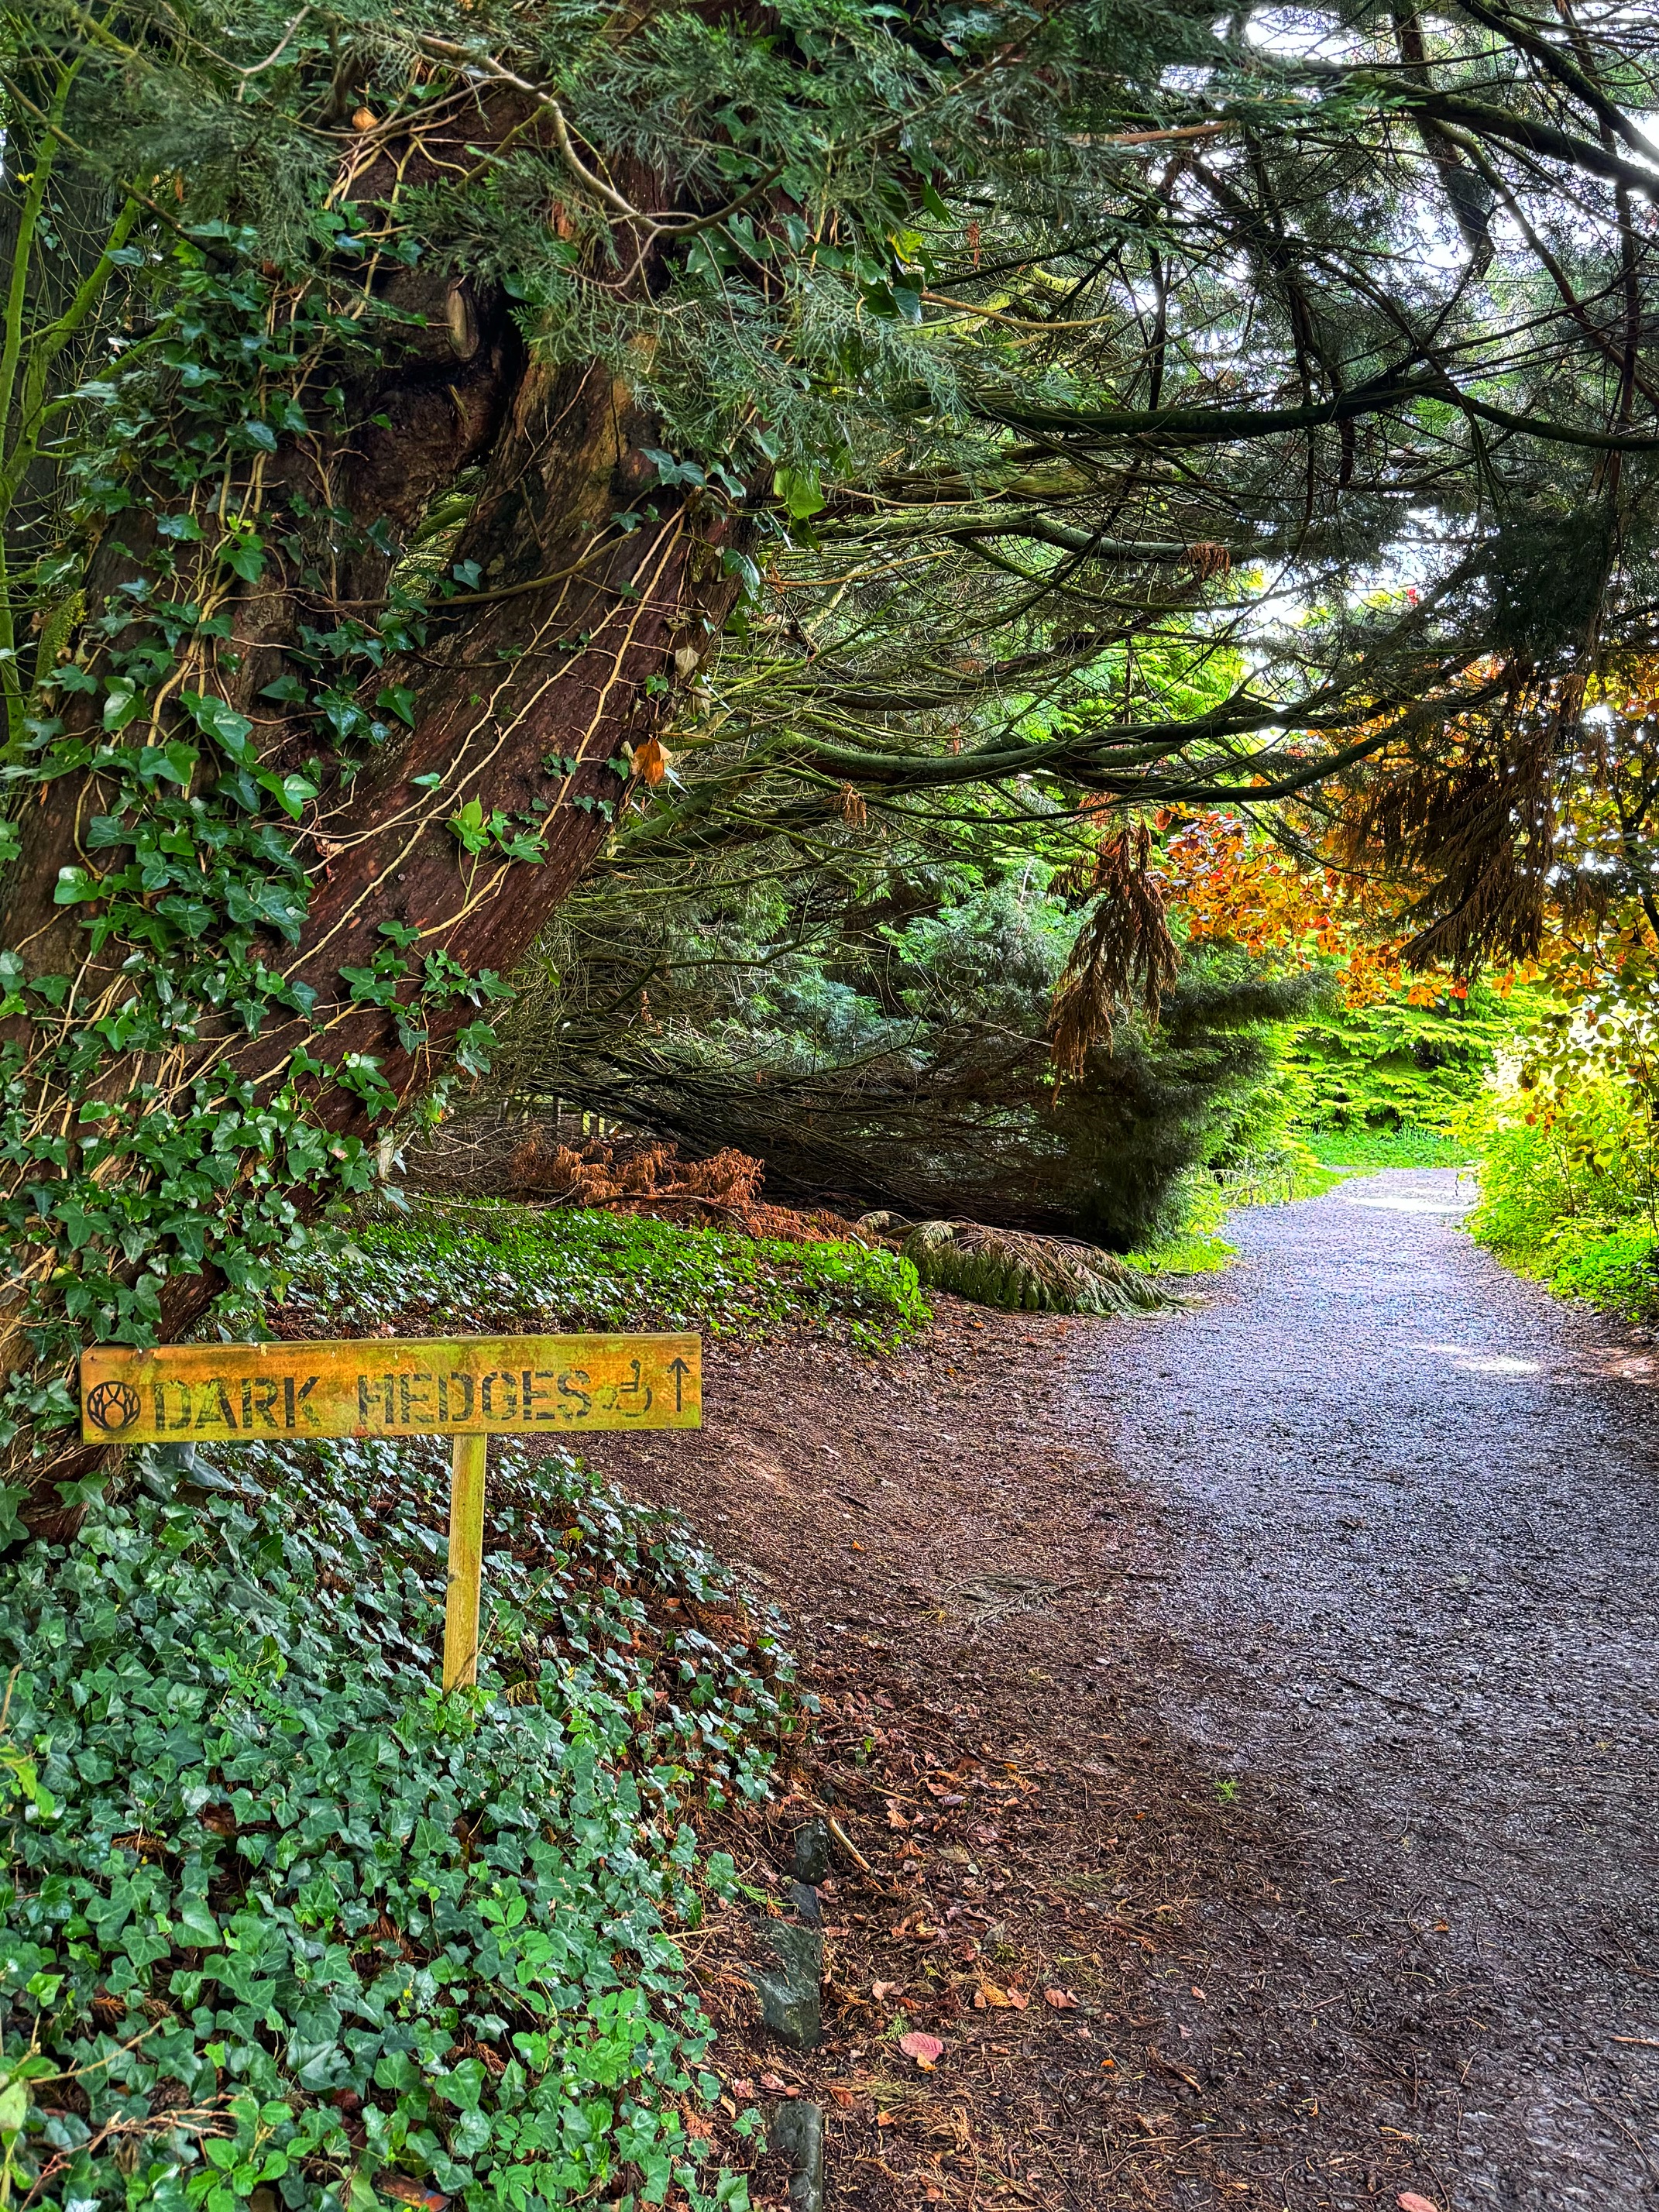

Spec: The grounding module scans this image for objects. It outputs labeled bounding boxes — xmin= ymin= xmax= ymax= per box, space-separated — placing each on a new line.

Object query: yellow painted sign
xmin=79 ymin=1331 xmax=701 ymax=1444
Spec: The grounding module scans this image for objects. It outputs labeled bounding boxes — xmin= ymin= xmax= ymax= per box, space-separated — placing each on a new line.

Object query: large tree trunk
xmin=0 ymin=97 xmax=738 ymax=1533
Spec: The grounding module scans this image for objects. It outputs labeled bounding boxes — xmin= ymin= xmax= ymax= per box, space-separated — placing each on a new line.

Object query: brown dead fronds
xmin=1185 ymin=541 xmax=1231 ymax=580
xmin=410 ymin=1118 xmax=866 ymax=1240
xmin=1048 ymin=823 xmax=1179 ymax=1081
xmin=1332 ymin=690 xmax=1565 ymax=970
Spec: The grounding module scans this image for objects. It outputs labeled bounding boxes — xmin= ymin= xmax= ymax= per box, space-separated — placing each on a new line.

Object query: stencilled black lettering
xmin=194 ymin=1379 xmax=237 ymax=1430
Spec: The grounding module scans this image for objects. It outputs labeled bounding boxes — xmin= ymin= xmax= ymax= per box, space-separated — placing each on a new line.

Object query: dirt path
xmin=583 ymin=1170 xmax=1659 ymax=2211
xmin=1108 ymin=1166 xmax=1659 ymax=2211
xmin=586 ymin=1299 xmax=1259 ymax=2212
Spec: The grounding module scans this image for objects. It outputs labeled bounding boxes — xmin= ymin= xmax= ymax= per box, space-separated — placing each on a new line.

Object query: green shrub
xmin=1544 ymin=1221 xmax=1659 ymax=1317
xmin=1465 ymin=1069 xmax=1659 ymax=1318
xmin=1286 ymin=981 xmax=1537 ymax=1135
xmin=285 ymin=1202 xmax=929 ymax=1354
xmin=516 ymin=883 xmax=1324 ymax=1251
xmin=0 ymin=1435 xmax=793 ymax=2210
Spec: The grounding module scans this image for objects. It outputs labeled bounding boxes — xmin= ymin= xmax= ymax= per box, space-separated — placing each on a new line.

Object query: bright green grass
xmin=1304 ymin=1124 xmax=1472 ymax=1170
xmin=1123 ymin=1226 xmax=1238 ymax=1276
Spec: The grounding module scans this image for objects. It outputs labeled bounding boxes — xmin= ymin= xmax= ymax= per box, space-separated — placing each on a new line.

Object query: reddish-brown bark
xmin=0 ymin=97 xmax=739 ymax=1532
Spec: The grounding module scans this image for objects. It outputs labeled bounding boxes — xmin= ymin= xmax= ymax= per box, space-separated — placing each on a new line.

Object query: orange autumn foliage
xmin=1153 ymin=809 xmax=1472 ymax=1008
xmin=1125 ymin=661 xmax=1659 ymax=1012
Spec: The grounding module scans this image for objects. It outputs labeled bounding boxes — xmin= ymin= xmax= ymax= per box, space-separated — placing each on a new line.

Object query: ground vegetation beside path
xmin=584 ymin=1170 xmax=1659 ymax=2211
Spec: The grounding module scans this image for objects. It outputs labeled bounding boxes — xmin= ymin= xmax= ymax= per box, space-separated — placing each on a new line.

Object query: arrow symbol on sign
xmin=668 ymin=1356 xmax=691 ymax=1412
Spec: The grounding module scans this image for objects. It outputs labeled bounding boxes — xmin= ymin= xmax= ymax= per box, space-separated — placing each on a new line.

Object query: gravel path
xmin=1105 ymin=1168 xmax=1659 ymax=2209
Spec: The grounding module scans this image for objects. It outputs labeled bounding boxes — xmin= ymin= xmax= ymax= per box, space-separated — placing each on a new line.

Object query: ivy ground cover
xmin=280 ymin=1202 xmax=929 ymax=1354
xmin=0 ymin=1430 xmax=799 ymax=2210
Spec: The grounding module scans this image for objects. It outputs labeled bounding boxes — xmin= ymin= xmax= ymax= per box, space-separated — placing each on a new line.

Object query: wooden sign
xmin=79 ymin=1331 xmax=702 ymax=1692
xmin=79 ymin=1331 xmax=700 ymax=1443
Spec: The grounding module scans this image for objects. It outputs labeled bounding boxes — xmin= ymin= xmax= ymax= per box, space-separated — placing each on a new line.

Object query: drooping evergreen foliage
xmin=1285 ymin=981 xmax=1543 ymax=1136
xmin=491 ymin=845 xmax=1321 ymax=1245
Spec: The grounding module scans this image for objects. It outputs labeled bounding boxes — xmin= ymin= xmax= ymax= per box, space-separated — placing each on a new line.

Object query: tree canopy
xmin=0 ymin=0 xmax=1656 ymax=1521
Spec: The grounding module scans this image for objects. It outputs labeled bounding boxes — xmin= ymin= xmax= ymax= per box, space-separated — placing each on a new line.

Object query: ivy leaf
xmin=101 ymin=678 xmax=146 ymax=733
xmin=223 ymin=878 xmax=307 ymax=941
xmin=454 ymin=1019 xmax=496 ymax=1075
xmin=175 ymin=1897 xmax=222 ymax=1947
xmin=53 ymin=866 xmax=103 ymax=905
xmin=375 ymin=2051 xmax=425 ymax=2094
xmin=221 ymin=533 xmax=267 ymax=584
xmin=340 ymin=964 xmax=402 ymax=1008
xmin=420 ymin=949 xmax=470 ymax=1001
xmin=720 ymin=547 xmax=761 ymax=596
xmin=259 ymin=770 xmax=319 ymax=819
xmin=136 ymin=741 xmax=198 ymax=787
xmin=183 ymin=690 xmax=256 ymax=767
xmin=448 ymin=799 xmax=489 ymax=855
xmin=376 ymin=684 xmax=418 ymax=728
xmin=642 ymin=448 xmax=706 ymax=491
xmin=318 ymin=691 xmax=369 ymax=742
xmin=337 ymin=1052 xmax=397 ymax=1115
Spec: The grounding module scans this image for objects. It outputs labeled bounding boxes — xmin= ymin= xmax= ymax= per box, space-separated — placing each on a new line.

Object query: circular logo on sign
xmin=85 ymin=1379 xmax=141 ymax=1434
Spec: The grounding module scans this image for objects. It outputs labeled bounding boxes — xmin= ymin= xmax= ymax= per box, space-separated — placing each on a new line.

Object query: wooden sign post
xmin=80 ymin=1331 xmax=701 ymax=1691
